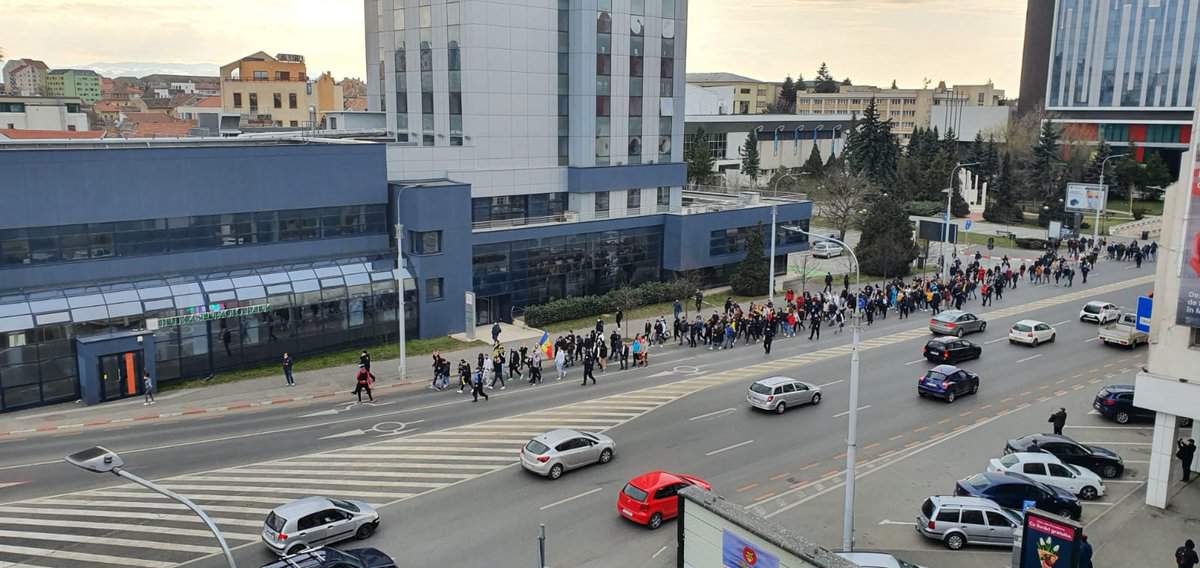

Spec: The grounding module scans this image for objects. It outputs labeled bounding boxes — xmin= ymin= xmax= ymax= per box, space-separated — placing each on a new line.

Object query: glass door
xmin=98 ymin=351 xmax=143 ymax=402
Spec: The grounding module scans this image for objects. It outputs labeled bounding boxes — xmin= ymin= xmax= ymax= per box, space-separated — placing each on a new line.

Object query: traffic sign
xmin=963 ymin=219 xmax=974 ymax=232
xmin=1136 ymin=296 xmax=1152 ymax=333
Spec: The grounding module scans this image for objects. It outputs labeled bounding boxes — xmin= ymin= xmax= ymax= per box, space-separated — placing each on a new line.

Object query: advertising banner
xmin=1178 ymin=92 xmax=1200 ymax=326
xmin=1064 ymin=183 xmax=1106 ymax=213
xmin=721 ymin=529 xmax=779 ymax=568
xmin=1020 ymin=509 xmax=1081 ymax=568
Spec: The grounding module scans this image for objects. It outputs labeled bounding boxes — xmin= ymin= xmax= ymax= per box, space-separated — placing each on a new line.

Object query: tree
xmin=1084 ymin=139 xmax=1113 ymax=185
xmin=983 ymin=153 xmax=1024 ymax=224
xmin=794 ymin=74 xmax=807 ymax=92
xmin=730 ymin=222 xmax=769 ymax=296
xmin=815 ymin=62 xmax=838 ymax=93
xmin=1110 ymin=141 xmax=1141 ymax=202
xmin=802 ymin=143 xmax=825 ymax=176
xmin=890 ymin=79 xmax=898 ymax=89
xmin=1141 ymin=151 xmax=1174 ymax=200
xmin=685 ymin=127 xmax=715 ymax=187
xmin=855 ymin=196 xmax=918 ymax=278
xmin=777 ymin=76 xmax=797 ymax=113
xmin=841 ymin=77 xmax=852 ymax=86
xmin=1029 ymin=120 xmax=1064 ymax=225
xmin=982 ymin=134 xmax=1000 ymax=185
xmin=813 ymin=172 xmax=876 ymax=242
xmin=844 ymin=98 xmax=899 ymax=187
xmin=740 ymin=131 xmax=761 ymax=184
xmin=824 ymin=147 xmax=842 ymax=175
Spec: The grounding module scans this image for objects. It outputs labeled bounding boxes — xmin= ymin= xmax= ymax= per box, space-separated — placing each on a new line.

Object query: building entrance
xmin=98 ymin=351 xmax=144 ymax=402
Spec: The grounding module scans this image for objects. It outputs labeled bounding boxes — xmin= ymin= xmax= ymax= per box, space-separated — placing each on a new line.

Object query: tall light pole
xmin=1096 ymin=153 xmax=1129 ymax=243
xmin=942 ymin=162 xmax=979 ymax=275
xmin=782 ymin=226 xmax=861 ymax=551
xmin=768 ymin=172 xmax=807 ymax=303
xmin=395 ymin=224 xmax=407 ymax=382
xmin=66 ymin=446 xmax=237 ymax=568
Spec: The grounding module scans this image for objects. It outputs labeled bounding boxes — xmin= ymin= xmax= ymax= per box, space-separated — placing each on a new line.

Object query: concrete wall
xmin=931 ymin=105 xmax=1012 ymax=142
xmin=686 ymin=84 xmax=734 ymax=115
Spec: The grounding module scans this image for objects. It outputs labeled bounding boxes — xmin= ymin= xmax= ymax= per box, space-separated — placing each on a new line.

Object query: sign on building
xmin=1177 ymin=89 xmax=1200 ymax=326
xmin=1064 ymin=183 xmax=1106 ymax=213
xmin=1018 ymin=509 xmax=1082 ymax=568
xmin=149 ymin=304 xmax=271 ymax=328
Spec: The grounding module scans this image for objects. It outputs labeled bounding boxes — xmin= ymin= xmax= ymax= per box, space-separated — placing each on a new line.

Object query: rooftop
xmin=0 ymin=129 xmax=105 ymax=140
xmin=686 ymin=72 xmax=763 ymax=83
xmin=0 ymin=135 xmax=375 ymax=150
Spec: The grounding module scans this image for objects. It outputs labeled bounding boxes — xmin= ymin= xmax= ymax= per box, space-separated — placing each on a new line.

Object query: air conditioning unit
xmin=738 ymin=192 xmax=761 ymax=206
xmin=564 ymin=211 xmax=579 ymax=222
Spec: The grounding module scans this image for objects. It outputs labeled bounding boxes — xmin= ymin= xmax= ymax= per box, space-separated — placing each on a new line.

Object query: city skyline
xmin=3 ymin=0 xmax=1025 ymax=90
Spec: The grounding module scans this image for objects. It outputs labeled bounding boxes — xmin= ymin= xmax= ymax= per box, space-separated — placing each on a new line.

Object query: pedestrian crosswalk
xmin=0 ymin=273 xmax=1156 ymax=567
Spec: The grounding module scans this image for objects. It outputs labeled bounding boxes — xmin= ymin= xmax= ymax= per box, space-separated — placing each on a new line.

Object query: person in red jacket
xmin=353 ymin=364 xmax=374 ymax=403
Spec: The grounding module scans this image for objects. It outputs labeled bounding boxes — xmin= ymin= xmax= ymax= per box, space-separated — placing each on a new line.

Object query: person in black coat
xmin=1178 ymin=438 xmax=1196 ymax=482
xmin=1048 ymin=408 xmax=1067 ymax=435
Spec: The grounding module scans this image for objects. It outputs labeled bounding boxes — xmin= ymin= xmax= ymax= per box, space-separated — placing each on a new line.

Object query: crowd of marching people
xmin=417 ymin=236 xmax=1152 ymax=402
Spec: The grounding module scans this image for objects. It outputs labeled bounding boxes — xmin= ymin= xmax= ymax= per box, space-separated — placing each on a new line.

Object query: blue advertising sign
xmin=722 ymin=529 xmax=779 ymax=568
xmin=1020 ymin=509 xmax=1082 ymax=568
xmin=1136 ymin=296 xmax=1152 ymax=333
xmin=964 ymin=219 xmax=974 ymax=232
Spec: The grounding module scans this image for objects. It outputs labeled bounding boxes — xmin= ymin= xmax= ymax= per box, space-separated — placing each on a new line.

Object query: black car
xmin=917 ymin=364 xmax=980 ymax=403
xmin=1004 ymin=434 xmax=1125 ymax=479
xmin=924 ymin=337 xmax=982 ymax=364
xmin=260 ymin=547 xmax=396 ymax=568
xmin=1093 ymin=384 xmax=1194 ymax=426
xmin=955 ymin=471 xmax=1082 ymax=520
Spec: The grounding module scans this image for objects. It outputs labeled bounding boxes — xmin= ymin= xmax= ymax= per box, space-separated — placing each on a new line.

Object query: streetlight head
xmin=65 ymin=446 xmax=124 ymax=473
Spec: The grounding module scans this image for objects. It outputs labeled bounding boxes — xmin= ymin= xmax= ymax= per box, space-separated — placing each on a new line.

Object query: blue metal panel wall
xmin=394 ymin=182 xmax=472 ymax=337
xmin=663 ymin=202 xmax=812 ymax=271
xmin=566 ymin=163 xmax=686 ymax=193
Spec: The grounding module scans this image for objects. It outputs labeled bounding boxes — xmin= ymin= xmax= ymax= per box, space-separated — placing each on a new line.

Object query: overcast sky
xmin=2 ymin=0 xmax=1027 ymax=91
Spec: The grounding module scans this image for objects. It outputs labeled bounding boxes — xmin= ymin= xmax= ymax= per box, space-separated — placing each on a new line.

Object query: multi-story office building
xmin=1022 ymin=0 xmax=1200 ymax=169
xmin=45 ymin=69 xmax=102 ymax=104
xmin=2 ymin=59 xmax=49 ymax=97
xmin=0 ymin=95 xmax=89 ymax=132
xmin=684 ymin=113 xmax=855 ymax=186
xmin=220 ymin=52 xmax=345 ymax=128
xmin=686 ymin=72 xmax=779 ymax=114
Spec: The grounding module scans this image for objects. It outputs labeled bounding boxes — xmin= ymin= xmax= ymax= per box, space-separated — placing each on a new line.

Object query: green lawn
xmin=159 ymin=336 xmax=484 ymax=392
xmin=540 ymin=293 xmax=761 ymax=333
xmin=1107 ymin=198 xmax=1164 ymax=216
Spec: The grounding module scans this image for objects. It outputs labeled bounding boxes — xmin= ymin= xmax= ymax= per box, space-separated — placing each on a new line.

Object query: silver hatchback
xmin=521 ymin=428 xmax=615 ymax=480
xmin=262 ymin=496 xmax=380 ymax=556
xmin=929 ymin=310 xmax=987 ymax=337
xmin=915 ymin=495 xmax=1021 ymax=550
xmin=746 ymin=376 xmax=822 ymax=414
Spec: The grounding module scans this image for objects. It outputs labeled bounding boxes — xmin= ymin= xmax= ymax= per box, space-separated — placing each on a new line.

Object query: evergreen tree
xmin=841 ymin=77 xmax=852 ymax=86
xmin=802 ymin=143 xmax=825 ymax=176
xmin=815 ymin=62 xmax=838 ymax=93
xmin=981 ymin=134 xmax=1000 ymax=185
xmin=844 ymin=97 xmax=899 ymax=187
xmin=855 ymin=196 xmax=918 ymax=278
xmin=778 ymin=76 xmax=797 ymax=112
xmin=1084 ymin=139 xmax=1113 ymax=184
xmin=730 ymin=222 xmax=769 ymax=295
xmin=1030 ymin=121 xmax=1063 ymax=225
xmin=685 ymin=127 xmax=715 ymax=187
xmin=1110 ymin=141 xmax=1141 ymax=202
xmin=740 ymin=131 xmax=761 ymax=184
xmin=983 ymin=153 xmax=1024 ymax=224
xmin=967 ymin=132 xmax=986 ymax=176
xmin=1141 ymin=151 xmax=1174 ymax=200
xmin=794 ymin=74 xmax=807 ymax=92
xmin=890 ymin=79 xmax=898 ymax=89
xmin=824 ymin=147 xmax=841 ymax=174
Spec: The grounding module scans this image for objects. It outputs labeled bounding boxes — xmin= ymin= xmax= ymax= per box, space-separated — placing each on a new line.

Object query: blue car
xmin=955 ymin=471 xmax=1081 ymax=520
xmin=917 ymin=364 xmax=979 ymax=403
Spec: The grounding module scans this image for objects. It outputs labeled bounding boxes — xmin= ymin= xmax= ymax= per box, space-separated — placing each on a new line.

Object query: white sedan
xmin=987 ymin=452 xmax=1105 ymax=500
xmin=1008 ymin=319 xmax=1056 ymax=346
xmin=1079 ymin=301 xmax=1120 ymax=324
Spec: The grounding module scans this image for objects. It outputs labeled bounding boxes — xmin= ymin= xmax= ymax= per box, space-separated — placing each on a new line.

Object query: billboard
xmin=1064 ymin=183 xmax=1106 ymax=213
xmin=1019 ymin=509 xmax=1082 ymax=568
xmin=918 ymin=220 xmax=957 ymax=243
xmin=1177 ymin=88 xmax=1200 ymax=326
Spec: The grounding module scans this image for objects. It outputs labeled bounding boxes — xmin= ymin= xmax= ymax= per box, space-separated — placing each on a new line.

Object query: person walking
xmin=615 ymin=308 xmax=624 ymax=331
xmin=620 ymin=340 xmax=630 ymax=370
xmin=458 ymin=360 xmax=471 ymax=393
xmin=359 ymin=350 xmax=371 ymax=373
xmin=1178 ymin=539 xmax=1199 ymax=568
xmin=1178 ymin=438 xmax=1196 ymax=482
xmin=581 ymin=351 xmax=596 ymax=386
xmin=1048 ymin=408 xmax=1067 ymax=435
xmin=471 ymin=368 xmax=489 ymax=402
xmin=1077 ymin=534 xmax=1093 ymax=568
xmin=281 ymin=352 xmax=295 ymax=386
xmin=529 ymin=351 xmax=543 ymax=384
xmin=823 ymin=272 xmax=834 ymax=294
xmin=808 ymin=313 xmax=821 ymax=340
xmin=491 ymin=321 xmax=502 ymax=343
xmin=554 ymin=347 xmax=566 ymax=381
xmin=762 ymin=323 xmax=774 ymax=355
xmin=353 ymin=364 xmax=374 ymax=403
xmin=142 ymin=370 xmax=156 ymax=406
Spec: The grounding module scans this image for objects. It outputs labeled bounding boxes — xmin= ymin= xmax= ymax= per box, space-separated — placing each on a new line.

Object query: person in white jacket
xmin=554 ymin=348 xmax=566 ymax=381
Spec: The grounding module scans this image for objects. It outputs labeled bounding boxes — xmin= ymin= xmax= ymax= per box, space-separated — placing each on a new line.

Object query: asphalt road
xmin=0 ymin=260 xmax=1156 ymax=568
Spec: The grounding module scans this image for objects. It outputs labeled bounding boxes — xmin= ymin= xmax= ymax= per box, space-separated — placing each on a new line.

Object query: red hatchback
xmin=617 ymin=470 xmax=711 ymax=529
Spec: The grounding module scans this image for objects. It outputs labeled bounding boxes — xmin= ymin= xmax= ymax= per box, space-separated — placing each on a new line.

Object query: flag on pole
xmin=537 ymin=330 xmax=554 ymax=359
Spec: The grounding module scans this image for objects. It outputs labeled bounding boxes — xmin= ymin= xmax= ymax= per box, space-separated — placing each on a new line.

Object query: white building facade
xmin=0 ymin=96 xmax=89 ymax=132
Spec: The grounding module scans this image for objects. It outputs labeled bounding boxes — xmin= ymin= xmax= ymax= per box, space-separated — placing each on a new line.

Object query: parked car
xmin=1099 ymin=312 xmax=1148 ymax=349
xmin=916 ymin=364 xmax=979 ymax=403
xmin=520 ymin=428 xmax=614 ymax=480
xmin=836 ymin=551 xmax=924 ymax=568
xmin=987 ymin=452 xmax=1105 ymax=500
xmin=617 ymin=471 xmax=711 ymax=529
xmin=1004 ymin=433 xmax=1125 ymax=479
xmin=1079 ymin=301 xmax=1120 ymax=324
xmin=811 ymin=241 xmax=844 ymax=258
xmin=929 ymin=310 xmax=987 ymax=336
xmin=1093 ymin=384 xmax=1193 ymax=426
xmin=258 ymin=547 xmax=396 ymax=568
xmin=954 ymin=471 xmax=1082 ymax=520
xmin=746 ymin=376 xmax=822 ymax=414
xmin=915 ymin=495 xmax=1023 ymax=551
xmin=1008 ymin=319 xmax=1056 ymax=346
xmin=923 ymin=337 xmax=982 ymax=364
xmin=261 ymin=497 xmax=380 ymax=556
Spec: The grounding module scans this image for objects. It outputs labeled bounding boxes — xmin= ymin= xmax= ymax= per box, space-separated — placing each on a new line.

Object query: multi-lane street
xmin=0 ymin=261 xmax=1157 ymax=568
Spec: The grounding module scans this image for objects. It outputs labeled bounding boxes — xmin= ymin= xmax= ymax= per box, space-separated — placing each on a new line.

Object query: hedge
xmin=1014 ymin=237 xmax=1048 ymax=250
xmin=523 ymin=279 xmax=699 ymax=328
xmin=904 ymin=201 xmax=946 ymax=217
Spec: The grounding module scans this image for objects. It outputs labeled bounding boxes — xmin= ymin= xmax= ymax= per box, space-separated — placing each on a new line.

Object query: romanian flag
xmin=538 ymin=330 xmax=554 ymax=359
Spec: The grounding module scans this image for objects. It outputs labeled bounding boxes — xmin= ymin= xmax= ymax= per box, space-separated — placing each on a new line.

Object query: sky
xmin=2 ymin=0 xmax=1027 ymax=91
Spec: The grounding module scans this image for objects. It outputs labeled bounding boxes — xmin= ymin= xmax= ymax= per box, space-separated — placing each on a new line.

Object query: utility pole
xmin=1096 ymin=153 xmax=1128 ymax=243
xmin=395 ymin=224 xmax=407 ymax=382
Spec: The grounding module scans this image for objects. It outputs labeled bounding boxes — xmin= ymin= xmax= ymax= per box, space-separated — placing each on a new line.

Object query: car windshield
xmin=328 ymin=498 xmax=359 ymax=512
xmin=965 ymin=474 xmax=989 ymax=489
xmin=925 ymin=371 xmax=948 ymax=381
xmin=1065 ymin=464 xmax=1083 ymax=476
xmin=265 ymin=511 xmax=286 ymax=532
xmin=999 ymin=454 xmax=1020 ymax=468
xmin=1084 ymin=304 xmax=1101 ymax=314
xmin=750 ymin=383 xmax=773 ymax=395
xmin=525 ymin=440 xmax=550 ymax=455
xmin=1013 ymin=323 xmax=1032 ymax=332
xmin=622 ymin=483 xmax=649 ymax=502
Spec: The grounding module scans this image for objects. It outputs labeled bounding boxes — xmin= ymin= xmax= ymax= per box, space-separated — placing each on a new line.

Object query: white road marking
xmin=1085 ymin=481 xmax=1146 ymax=529
xmin=32 ymin=497 xmax=267 ymax=515
xmin=80 ymin=491 xmax=291 ymax=506
xmin=1084 ymin=336 xmax=1100 ymax=342
xmin=170 ymin=476 xmax=444 ymax=489
xmin=833 ymin=405 xmax=871 ymax=418
xmin=689 ymin=408 xmax=736 ymax=421
xmin=878 ymin=519 xmax=915 ymax=526
xmin=1103 ymin=479 xmax=1148 ymax=484
xmin=818 ymin=379 xmax=845 ymax=388
xmin=0 ymin=544 xmax=174 ymax=568
xmin=706 ymin=440 xmax=755 ymax=456
xmin=314 ymin=453 xmax=513 ymax=463
xmin=0 ymin=517 xmax=257 ymax=540
xmin=1064 ymin=425 xmax=1153 ymax=430
xmin=0 ymin=529 xmax=218 ymax=553
xmin=652 ymin=545 xmax=669 ymax=559
xmin=984 ymin=337 xmax=1008 ymax=345
xmin=1080 ymin=502 xmax=1115 ymax=507
xmin=0 ymin=505 xmax=264 ymax=527
xmin=904 ymin=359 xmax=926 ymax=366
xmin=1016 ymin=354 xmax=1043 ymax=364
xmin=1124 ymin=460 xmax=1150 ymax=464
xmin=230 ymin=467 xmax=478 ymax=479
xmin=539 ymin=487 xmax=603 ymax=511
xmin=1051 ymin=320 xmax=1072 ymax=327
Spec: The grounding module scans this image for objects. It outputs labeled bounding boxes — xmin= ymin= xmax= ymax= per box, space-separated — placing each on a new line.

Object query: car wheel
xmin=1009 ymin=339 xmax=1016 ymax=345
xmin=970 ymin=382 xmax=978 ymax=395
xmin=648 ymin=513 xmax=663 ymax=530
xmin=811 ymin=393 xmax=822 ymax=405
xmin=356 ymin=523 xmax=376 ymax=540
xmin=598 ymin=448 xmax=613 ymax=464
xmin=1100 ymin=464 xmax=1120 ymax=479
xmin=980 ymin=322 xmax=987 ymax=332
xmin=1050 ymin=333 xmax=1057 ymax=343
xmin=1032 ymin=338 xmax=1039 ymax=347
xmin=947 ymin=391 xmax=956 ymax=403
xmin=944 ymin=533 xmax=966 ymax=550
xmin=286 ymin=545 xmax=306 ymax=556
xmin=1059 ymin=508 xmax=1077 ymax=520
xmin=775 ymin=402 xmax=787 ymax=414
xmin=956 ymin=328 xmax=964 ymax=338
xmin=1115 ymin=410 xmax=1131 ymax=424
xmin=548 ymin=463 xmax=564 ymax=480
xmin=1080 ymin=486 xmax=1099 ymax=500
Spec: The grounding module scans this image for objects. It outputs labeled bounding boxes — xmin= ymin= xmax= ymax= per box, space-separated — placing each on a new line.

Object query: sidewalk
xmin=1086 ymin=477 xmax=1199 ymax=565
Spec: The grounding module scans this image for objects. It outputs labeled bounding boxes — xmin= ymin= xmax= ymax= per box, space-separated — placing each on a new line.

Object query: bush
xmin=1133 ymin=207 xmax=1147 ymax=221
xmin=522 ymin=279 xmax=700 ymax=328
xmin=1079 ymin=222 xmax=1090 ymax=229
xmin=1014 ymin=237 xmax=1048 ymax=250
xmin=903 ymin=201 xmax=945 ymax=217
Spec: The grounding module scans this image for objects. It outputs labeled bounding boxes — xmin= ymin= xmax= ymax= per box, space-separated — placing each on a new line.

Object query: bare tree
xmin=812 ymin=172 xmax=878 ymax=241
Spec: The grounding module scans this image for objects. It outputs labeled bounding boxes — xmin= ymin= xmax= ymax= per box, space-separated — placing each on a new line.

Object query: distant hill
xmin=74 ymin=62 xmax=220 ymax=78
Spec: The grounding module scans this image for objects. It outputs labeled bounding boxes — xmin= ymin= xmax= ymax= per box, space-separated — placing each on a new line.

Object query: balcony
xmin=471 ymin=213 xmax=569 ymax=231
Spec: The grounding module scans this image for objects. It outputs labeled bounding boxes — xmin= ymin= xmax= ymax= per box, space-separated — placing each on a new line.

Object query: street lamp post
xmin=1096 ymin=153 xmax=1129 ymax=243
xmin=396 ymin=224 xmax=407 ymax=382
xmin=768 ymin=172 xmax=807 ymax=304
xmin=66 ymin=446 xmax=237 ymax=568
xmin=781 ymin=227 xmax=861 ymax=551
xmin=942 ymin=162 xmax=979 ymax=275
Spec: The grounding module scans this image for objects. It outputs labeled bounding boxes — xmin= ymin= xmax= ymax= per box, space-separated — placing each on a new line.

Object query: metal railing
xmin=471 ymin=214 xmax=568 ymax=231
